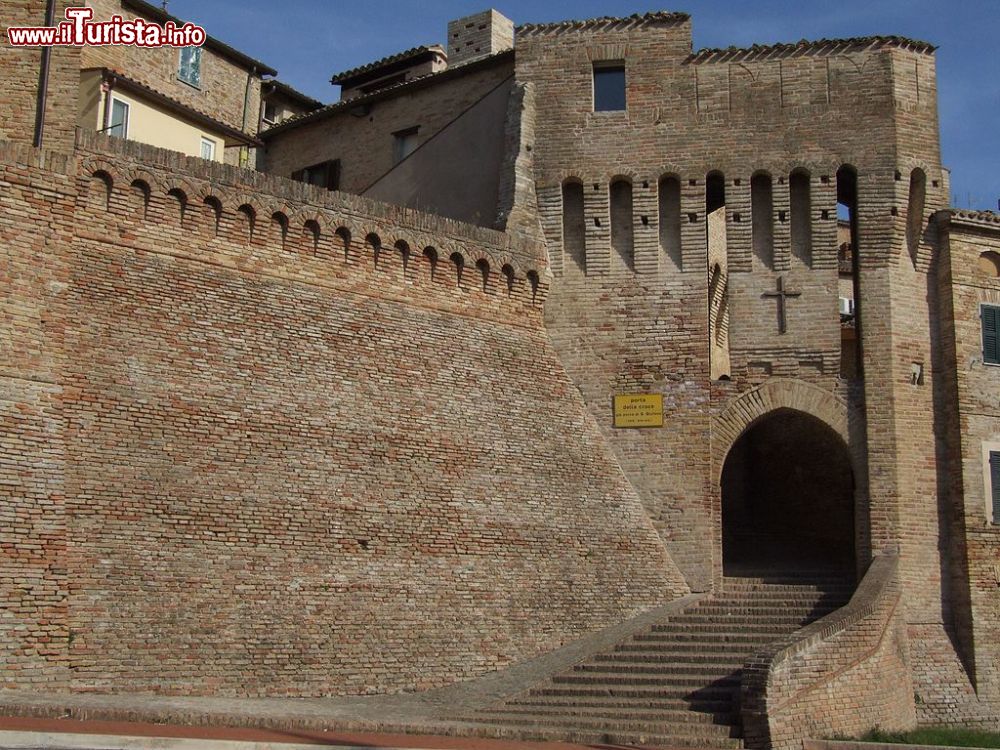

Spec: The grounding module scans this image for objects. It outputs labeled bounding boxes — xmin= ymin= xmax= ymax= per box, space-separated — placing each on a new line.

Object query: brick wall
xmin=0 ymin=132 xmax=689 ymax=696
xmin=0 ymin=1 xmax=81 ymax=150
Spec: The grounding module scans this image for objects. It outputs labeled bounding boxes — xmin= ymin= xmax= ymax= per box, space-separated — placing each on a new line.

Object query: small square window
xmin=200 ymin=137 xmax=216 ymax=161
xmin=392 ymin=127 xmax=419 ymax=165
xmin=178 ymin=46 xmax=202 ymax=88
xmin=108 ymin=97 xmax=129 ymax=139
xmin=593 ymin=64 xmax=626 ymax=112
xmin=263 ymin=101 xmax=277 ymax=125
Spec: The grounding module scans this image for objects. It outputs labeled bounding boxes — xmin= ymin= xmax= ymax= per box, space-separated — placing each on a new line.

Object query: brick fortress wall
xmin=0 ymin=131 xmax=690 ymax=696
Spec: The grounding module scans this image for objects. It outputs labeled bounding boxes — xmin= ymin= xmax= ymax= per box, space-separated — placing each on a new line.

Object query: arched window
xmin=236 ymin=204 xmax=255 ymax=243
xmin=303 ymin=220 xmax=320 ymax=252
xmin=365 ymin=232 xmax=381 ymax=265
xmin=527 ymin=270 xmax=539 ymax=304
xmin=751 ymin=172 xmax=774 ymax=269
xmin=271 ymin=212 xmax=289 ymax=248
xmin=906 ymin=168 xmax=927 ymax=266
xmin=501 ymin=264 xmax=515 ymax=295
xmin=335 ymin=227 xmax=351 ymax=260
xmin=610 ymin=178 xmax=634 ymax=270
xmin=203 ymin=196 xmax=222 ymax=235
xmin=423 ymin=246 xmax=438 ymax=280
xmin=89 ymin=171 xmax=113 ymax=211
xmin=562 ymin=179 xmax=586 ymax=272
xmin=129 ymin=179 xmax=150 ymax=220
xmin=789 ymin=169 xmax=812 ymax=266
xmin=166 ymin=188 xmax=187 ymax=226
xmin=450 ymin=252 xmax=465 ymax=286
xmin=658 ymin=175 xmax=682 ymax=270
xmin=476 ymin=258 xmax=490 ymax=292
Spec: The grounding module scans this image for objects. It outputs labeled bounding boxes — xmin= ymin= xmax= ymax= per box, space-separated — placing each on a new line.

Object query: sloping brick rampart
xmin=0 ymin=133 xmax=689 ymax=696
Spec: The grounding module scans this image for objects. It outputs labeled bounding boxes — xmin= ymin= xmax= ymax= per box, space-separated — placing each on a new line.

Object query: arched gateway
xmin=713 ymin=381 xmax=857 ymax=578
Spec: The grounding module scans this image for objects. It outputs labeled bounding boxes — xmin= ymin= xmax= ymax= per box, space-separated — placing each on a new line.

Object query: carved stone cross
xmin=762 ymin=275 xmax=802 ymax=334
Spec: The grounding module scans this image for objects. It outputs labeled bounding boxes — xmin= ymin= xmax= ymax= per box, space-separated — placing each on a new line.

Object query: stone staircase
xmin=450 ymin=575 xmax=854 ymax=748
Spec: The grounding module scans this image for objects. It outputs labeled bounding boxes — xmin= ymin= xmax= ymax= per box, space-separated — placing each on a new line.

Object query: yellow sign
xmin=613 ymin=393 xmax=664 ymax=428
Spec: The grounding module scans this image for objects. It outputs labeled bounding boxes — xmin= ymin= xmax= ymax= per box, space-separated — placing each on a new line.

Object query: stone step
xmin=596 ymin=651 xmax=748 ymax=665
xmin=551 ymin=672 xmax=742 ymax=687
xmin=453 ymin=712 xmax=741 ymax=739
xmin=572 ymin=662 xmax=742 ymax=677
xmin=646 ymin=624 xmax=798 ymax=637
xmin=656 ymin=614 xmax=813 ymax=626
xmin=528 ymin=685 xmax=738 ymax=700
xmin=472 ymin=705 xmax=739 ymax=727
xmin=720 ymin=581 xmax=854 ymax=593
xmin=507 ymin=696 xmax=735 ymax=713
xmin=627 ymin=631 xmax=779 ymax=646
xmin=690 ymin=604 xmax=841 ymax=616
xmin=448 ymin=722 xmax=745 ymax=750
xmin=615 ymin=640 xmax=769 ymax=654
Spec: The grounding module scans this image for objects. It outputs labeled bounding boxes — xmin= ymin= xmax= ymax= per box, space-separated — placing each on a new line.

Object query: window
xmin=392 ymin=127 xmax=419 ymax=165
xmin=983 ymin=304 xmax=1000 ymax=365
xmin=200 ymin=137 xmax=215 ymax=161
xmin=990 ymin=450 xmax=1000 ymax=524
xmin=178 ymin=46 xmax=202 ymax=88
xmin=291 ymin=159 xmax=341 ymax=191
xmin=108 ymin=97 xmax=129 ymax=138
xmin=593 ymin=63 xmax=626 ymax=111
xmin=262 ymin=102 xmax=277 ymax=126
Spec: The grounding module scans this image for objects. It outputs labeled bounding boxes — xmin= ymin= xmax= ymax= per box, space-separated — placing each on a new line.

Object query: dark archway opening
xmin=721 ymin=409 xmax=855 ymax=578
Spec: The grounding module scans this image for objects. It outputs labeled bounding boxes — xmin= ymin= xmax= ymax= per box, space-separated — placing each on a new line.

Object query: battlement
xmin=57 ymin=130 xmax=548 ymax=320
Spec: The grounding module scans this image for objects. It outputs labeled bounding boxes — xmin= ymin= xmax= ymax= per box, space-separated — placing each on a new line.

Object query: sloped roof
xmin=264 ymin=79 xmax=323 ymax=110
xmin=84 ymin=67 xmax=263 ymax=146
xmin=330 ymin=45 xmax=446 ymax=86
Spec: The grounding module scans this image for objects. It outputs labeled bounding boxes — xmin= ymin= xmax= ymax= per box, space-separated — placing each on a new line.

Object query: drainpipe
xmin=101 ymin=72 xmax=115 ymax=132
xmin=240 ymin=65 xmax=256 ymax=167
xmin=32 ymin=0 xmax=58 ymax=147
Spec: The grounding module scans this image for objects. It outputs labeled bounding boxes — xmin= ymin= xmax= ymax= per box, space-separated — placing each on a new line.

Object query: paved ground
xmin=0 ymin=716 xmax=607 ymax=750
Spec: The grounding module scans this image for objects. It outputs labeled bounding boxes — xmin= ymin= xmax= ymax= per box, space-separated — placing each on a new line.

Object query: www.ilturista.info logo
xmin=7 ymin=7 xmax=206 ymax=47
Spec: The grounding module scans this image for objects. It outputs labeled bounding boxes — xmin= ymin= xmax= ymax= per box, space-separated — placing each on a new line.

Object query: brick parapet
xmin=71 ymin=129 xmax=550 ymax=319
xmin=740 ymin=554 xmax=915 ymax=750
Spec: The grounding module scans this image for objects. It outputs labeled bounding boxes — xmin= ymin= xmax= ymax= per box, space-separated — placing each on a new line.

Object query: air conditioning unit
xmin=839 ymin=297 xmax=855 ymax=316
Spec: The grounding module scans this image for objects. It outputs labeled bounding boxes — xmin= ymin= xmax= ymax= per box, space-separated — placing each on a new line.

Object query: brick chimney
xmin=447 ymin=9 xmax=514 ymax=67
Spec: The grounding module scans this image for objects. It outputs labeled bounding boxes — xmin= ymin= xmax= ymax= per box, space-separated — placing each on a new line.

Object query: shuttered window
xmin=983 ymin=305 xmax=1000 ymax=365
xmin=991 ymin=451 xmax=1000 ymax=524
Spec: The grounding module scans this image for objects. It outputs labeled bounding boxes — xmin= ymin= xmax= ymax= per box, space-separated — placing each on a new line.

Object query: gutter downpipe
xmin=240 ymin=65 xmax=256 ymax=167
xmin=32 ymin=0 xmax=58 ymax=148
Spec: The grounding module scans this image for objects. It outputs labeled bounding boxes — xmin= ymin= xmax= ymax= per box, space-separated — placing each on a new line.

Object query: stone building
xmin=2 ymin=4 xmax=1000 ymax=750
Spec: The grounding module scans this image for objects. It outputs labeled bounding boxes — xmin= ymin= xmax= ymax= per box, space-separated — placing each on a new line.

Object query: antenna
xmin=161 ymin=1 xmax=168 ymax=10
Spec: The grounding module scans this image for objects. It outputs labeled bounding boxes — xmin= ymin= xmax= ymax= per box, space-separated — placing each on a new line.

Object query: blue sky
xmin=167 ymin=0 xmax=998 ymax=210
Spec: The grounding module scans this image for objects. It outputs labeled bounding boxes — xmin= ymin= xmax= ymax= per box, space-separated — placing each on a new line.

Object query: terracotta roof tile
xmin=687 ymin=35 xmax=935 ymax=64
xmin=330 ymin=45 xmax=446 ymax=85
xmin=516 ymin=11 xmax=689 ymax=36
